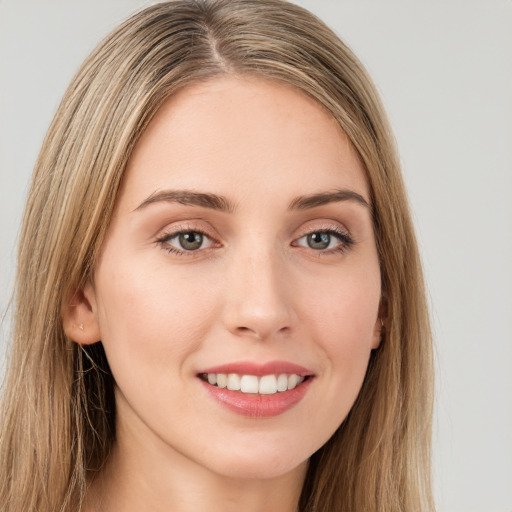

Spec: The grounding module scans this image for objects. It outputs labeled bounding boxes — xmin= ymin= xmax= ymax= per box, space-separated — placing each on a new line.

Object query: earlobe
xmin=62 ymin=282 xmax=101 ymax=345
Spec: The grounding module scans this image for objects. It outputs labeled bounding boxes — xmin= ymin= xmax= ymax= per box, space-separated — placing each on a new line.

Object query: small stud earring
xmin=79 ymin=323 xmax=84 ymax=331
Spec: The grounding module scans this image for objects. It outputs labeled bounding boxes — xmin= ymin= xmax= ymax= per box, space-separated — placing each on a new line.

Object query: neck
xmin=85 ymin=395 xmax=308 ymax=512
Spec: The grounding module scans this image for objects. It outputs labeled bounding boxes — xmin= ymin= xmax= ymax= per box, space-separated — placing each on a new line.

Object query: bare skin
xmin=67 ymin=76 xmax=381 ymax=512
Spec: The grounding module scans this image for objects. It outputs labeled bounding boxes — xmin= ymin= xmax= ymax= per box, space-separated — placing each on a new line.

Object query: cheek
xmin=93 ymin=258 xmax=220 ymax=372
xmin=301 ymin=263 xmax=380 ymax=375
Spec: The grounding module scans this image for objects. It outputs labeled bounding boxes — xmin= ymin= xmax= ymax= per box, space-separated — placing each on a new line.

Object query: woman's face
xmin=82 ymin=77 xmax=381 ymax=480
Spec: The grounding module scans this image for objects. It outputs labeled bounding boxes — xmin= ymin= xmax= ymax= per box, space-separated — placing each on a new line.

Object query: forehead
xmin=120 ymin=76 xmax=369 ymax=210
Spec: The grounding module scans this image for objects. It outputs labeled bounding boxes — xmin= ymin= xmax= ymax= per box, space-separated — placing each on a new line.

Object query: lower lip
xmin=200 ymin=378 xmax=313 ymax=418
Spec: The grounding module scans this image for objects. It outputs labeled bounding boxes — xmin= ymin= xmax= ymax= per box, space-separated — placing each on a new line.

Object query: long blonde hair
xmin=0 ymin=1 xmax=435 ymax=510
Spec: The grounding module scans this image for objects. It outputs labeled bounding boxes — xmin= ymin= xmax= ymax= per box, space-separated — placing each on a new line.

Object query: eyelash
xmin=155 ymin=227 xmax=218 ymax=256
xmin=293 ymin=227 xmax=355 ymax=255
xmin=155 ymin=226 xmax=355 ymax=256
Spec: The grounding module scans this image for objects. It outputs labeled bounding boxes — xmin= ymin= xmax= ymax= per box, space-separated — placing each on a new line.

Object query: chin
xmin=201 ymin=442 xmax=310 ymax=481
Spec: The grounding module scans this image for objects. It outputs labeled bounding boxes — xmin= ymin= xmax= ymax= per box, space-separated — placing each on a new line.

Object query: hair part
xmin=0 ymin=1 xmax=434 ymax=510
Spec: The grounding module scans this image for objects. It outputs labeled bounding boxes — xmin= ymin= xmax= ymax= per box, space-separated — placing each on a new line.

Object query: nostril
xmin=235 ymin=326 xmax=263 ymax=338
xmin=234 ymin=324 xmax=291 ymax=340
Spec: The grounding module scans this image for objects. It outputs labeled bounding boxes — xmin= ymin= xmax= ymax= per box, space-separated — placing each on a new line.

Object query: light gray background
xmin=1 ymin=1 xmax=511 ymax=511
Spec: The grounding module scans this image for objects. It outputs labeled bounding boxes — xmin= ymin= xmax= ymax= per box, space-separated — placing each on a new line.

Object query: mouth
xmin=197 ymin=361 xmax=314 ymax=417
xmin=198 ymin=372 xmax=310 ymax=395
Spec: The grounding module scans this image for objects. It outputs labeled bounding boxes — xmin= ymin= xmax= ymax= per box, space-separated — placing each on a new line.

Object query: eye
xmin=156 ymin=229 xmax=215 ymax=254
xmin=293 ymin=228 xmax=354 ymax=253
xmin=305 ymin=232 xmax=333 ymax=250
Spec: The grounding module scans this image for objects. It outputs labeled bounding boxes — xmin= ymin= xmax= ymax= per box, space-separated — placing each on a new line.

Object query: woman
xmin=0 ymin=1 xmax=434 ymax=511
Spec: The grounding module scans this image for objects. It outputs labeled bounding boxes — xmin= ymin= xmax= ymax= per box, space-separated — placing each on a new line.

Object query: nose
xmin=222 ymin=248 xmax=295 ymax=341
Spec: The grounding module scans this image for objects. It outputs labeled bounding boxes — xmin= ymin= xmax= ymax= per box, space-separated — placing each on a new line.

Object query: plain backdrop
xmin=1 ymin=1 xmax=511 ymax=511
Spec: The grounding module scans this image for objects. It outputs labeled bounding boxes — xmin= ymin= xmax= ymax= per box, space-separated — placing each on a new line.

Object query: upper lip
xmin=197 ymin=360 xmax=314 ymax=377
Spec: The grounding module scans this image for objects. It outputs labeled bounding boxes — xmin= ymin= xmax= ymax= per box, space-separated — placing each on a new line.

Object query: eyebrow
xmin=288 ymin=189 xmax=370 ymax=210
xmin=133 ymin=188 xmax=370 ymax=213
xmin=134 ymin=190 xmax=235 ymax=213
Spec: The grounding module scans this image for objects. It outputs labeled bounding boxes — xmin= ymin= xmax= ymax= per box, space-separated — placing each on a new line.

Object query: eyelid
xmin=153 ymin=219 xmax=355 ymax=257
xmin=294 ymin=220 xmax=352 ymax=239
xmin=155 ymin=221 xmax=222 ymax=255
xmin=292 ymin=222 xmax=355 ymax=253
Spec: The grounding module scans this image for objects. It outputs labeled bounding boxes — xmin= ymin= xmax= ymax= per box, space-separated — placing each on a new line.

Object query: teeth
xmin=216 ymin=373 xmax=227 ymax=389
xmin=259 ymin=374 xmax=277 ymax=394
xmin=240 ymin=375 xmax=259 ymax=393
xmin=203 ymin=372 xmax=307 ymax=395
xmin=287 ymin=374 xmax=299 ymax=390
xmin=227 ymin=373 xmax=241 ymax=391
xmin=277 ymin=373 xmax=288 ymax=392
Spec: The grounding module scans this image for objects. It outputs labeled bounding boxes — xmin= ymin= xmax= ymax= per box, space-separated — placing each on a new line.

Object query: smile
xmin=198 ymin=361 xmax=314 ymax=417
xmin=199 ymin=373 xmax=306 ymax=395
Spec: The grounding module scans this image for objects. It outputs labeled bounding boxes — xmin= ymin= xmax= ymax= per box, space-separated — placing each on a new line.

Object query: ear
xmin=62 ymin=281 xmax=101 ymax=345
xmin=371 ymin=316 xmax=384 ymax=350
xmin=371 ymin=294 xmax=388 ymax=350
